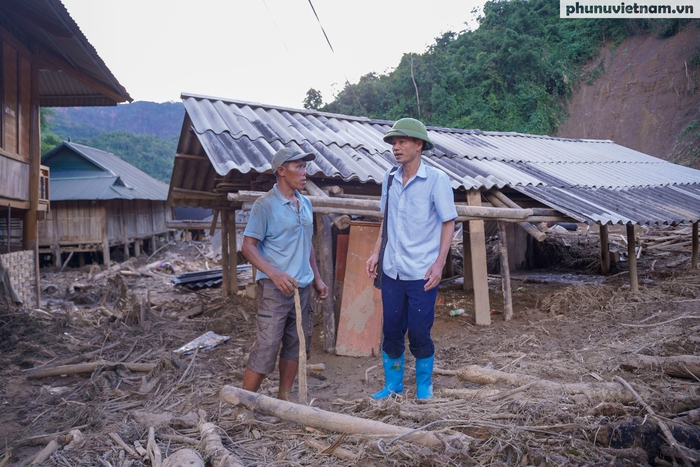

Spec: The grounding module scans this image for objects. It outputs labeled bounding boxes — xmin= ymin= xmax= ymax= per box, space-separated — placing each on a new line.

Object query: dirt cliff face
xmin=557 ymin=25 xmax=700 ymax=166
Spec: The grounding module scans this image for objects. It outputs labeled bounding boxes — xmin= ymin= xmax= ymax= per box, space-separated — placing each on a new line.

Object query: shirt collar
xmin=272 ymin=183 xmax=299 ymax=205
xmin=395 ymin=161 xmax=427 ymax=181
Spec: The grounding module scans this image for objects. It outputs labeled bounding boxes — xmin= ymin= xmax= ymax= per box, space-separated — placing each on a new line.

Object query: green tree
xmin=303 ymin=88 xmax=324 ymax=110
xmin=40 ymin=108 xmax=63 ymax=155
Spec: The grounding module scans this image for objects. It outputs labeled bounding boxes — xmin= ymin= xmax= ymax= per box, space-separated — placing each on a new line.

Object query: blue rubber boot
xmin=415 ymin=355 xmax=434 ymax=400
xmin=371 ymin=352 xmax=404 ymax=399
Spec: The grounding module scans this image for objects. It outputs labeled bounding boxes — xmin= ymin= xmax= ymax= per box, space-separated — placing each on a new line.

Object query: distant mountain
xmin=48 ymin=101 xmax=185 ymax=141
xmin=42 ymin=101 xmax=184 ymax=183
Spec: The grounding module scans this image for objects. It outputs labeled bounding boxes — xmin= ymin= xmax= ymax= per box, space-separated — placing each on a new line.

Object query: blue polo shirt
xmin=380 ymin=162 xmax=457 ymax=281
xmin=244 ymin=184 xmax=315 ymax=288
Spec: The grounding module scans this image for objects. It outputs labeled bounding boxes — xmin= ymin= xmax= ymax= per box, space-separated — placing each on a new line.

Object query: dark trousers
xmin=380 ymin=273 xmax=437 ymax=360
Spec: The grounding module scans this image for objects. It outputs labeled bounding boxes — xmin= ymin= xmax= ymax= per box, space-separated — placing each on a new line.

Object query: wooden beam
xmin=230 ymin=191 xmax=533 ymax=220
xmin=466 ymin=191 xmax=490 ymax=325
xmin=314 ymin=213 xmax=336 ymax=353
xmin=209 ymin=210 xmax=219 ymax=236
xmin=497 ymin=222 xmax=513 ymax=321
xmin=626 ymin=224 xmax=638 ymax=293
xmin=305 ymin=180 xmax=351 ymax=230
xmin=692 ymin=222 xmax=699 ymax=269
xmin=485 ymin=192 xmax=546 ymax=241
xmin=599 ymin=223 xmax=610 ymax=275
xmin=171 ymin=187 xmax=220 ymax=200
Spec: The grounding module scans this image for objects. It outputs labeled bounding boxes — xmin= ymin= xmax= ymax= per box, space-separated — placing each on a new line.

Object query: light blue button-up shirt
xmin=380 ymin=162 xmax=457 ymax=281
xmin=244 ymin=184 xmax=315 ymax=288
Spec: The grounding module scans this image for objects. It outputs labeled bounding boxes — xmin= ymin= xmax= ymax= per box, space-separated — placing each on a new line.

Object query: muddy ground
xmin=1 ymin=225 xmax=699 ymax=466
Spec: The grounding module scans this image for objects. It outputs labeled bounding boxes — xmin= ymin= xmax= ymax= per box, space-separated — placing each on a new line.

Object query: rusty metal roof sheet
xmin=173 ymin=93 xmax=700 ymax=225
xmin=0 ymin=0 xmax=131 ymax=106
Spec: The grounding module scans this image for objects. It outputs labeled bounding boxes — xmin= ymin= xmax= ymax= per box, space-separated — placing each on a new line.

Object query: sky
xmin=61 ymin=0 xmax=484 ymax=109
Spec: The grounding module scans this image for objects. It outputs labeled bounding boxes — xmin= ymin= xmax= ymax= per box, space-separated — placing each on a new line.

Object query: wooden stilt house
xmin=0 ymin=0 xmax=131 ymax=306
xmin=38 ymin=142 xmax=172 ymax=267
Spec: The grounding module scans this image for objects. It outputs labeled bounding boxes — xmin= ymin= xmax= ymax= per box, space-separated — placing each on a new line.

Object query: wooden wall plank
xmin=3 ymin=42 xmax=18 ymax=154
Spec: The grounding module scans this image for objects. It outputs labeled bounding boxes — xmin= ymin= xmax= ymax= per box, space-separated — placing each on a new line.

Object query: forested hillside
xmin=40 ymin=0 xmax=700 ymax=182
xmin=42 ymin=102 xmax=183 ymax=182
xmin=319 ymin=0 xmax=699 ymax=139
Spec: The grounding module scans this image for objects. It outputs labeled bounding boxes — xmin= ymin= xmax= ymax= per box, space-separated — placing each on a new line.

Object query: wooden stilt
xmin=462 ymin=221 xmax=474 ymax=292
xmin=497 ymin=222 xmax=513 ymax=321
xmin=599 ymin=223 xmax=610 ymax=275
xmin=314 ymin=213 xmax=336 ymax=353
xmin=102 ymin=205 xmax=110 ymax=266
xmin=626 ymin=223 xmax=638 ymax=293
xmin=221 ymin=210 xmax=230 ymax=297
xmin=467 ymin=191 xmax=490 ymax=325
xmin=134 ymin=239 xmax=141 ymax=257
xmin=692 ymin=222 xmax=698 ymax=269
xmin=227 ymin=209 xmax=238 ymax=294
xmin=52 ymin=244 xmax=61 ymax=268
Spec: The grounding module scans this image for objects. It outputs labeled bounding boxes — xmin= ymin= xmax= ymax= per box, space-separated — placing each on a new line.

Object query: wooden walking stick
xmin=294 ymin=286 xmax=308 ymax=404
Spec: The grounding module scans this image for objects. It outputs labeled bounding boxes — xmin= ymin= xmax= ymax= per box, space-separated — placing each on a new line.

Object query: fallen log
xmin=220 ymin=385 xmax=452 ymax=448
xmin=26 ymin=361 xmax=156 ymax=379
xmin=162 ymin=449 xmax=204 ymax=467
xmin=198 ymin=410 xmax=245 ymax=467
xmin=29 ymin=439 xmax=59 ymax=465
xmin=622 ymin=354 xmax=700 ymax=379
xmin=455 ymin=365 xmax=636 ymax=404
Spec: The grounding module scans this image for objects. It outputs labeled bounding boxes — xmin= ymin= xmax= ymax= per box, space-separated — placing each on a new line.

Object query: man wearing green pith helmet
xmin=365 ymin=118 xmax=457 ymax=400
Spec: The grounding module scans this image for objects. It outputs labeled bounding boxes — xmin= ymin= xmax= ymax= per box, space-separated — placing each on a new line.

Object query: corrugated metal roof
xmin=172 ymin=93 xmax=700 ymax=225
xmin=0 ymin=0 xmax=131 ymax=106
xmin=43 ymin=142 xmax=169 ymax=201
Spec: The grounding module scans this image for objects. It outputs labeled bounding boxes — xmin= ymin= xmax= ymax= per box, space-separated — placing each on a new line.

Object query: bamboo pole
xmin=486 ymin=191 xmax=546 ymax=242
xmin=229 ymin=191 xmax=533 ymax=220
xmin=294 ymin=287 xmax=308 ymax=405
xmin=497 ymin=222 xmax=513 ymax=321
xmin=626 ymin=223 xmax=638 ymax=293
xmin=25 ymin=361 xmax=156 ymax=379
xmin=304 ymin=180 xmax=351 ymax=230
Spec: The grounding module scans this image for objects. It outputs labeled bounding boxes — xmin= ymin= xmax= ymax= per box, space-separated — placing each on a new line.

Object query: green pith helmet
xmin=383 ymin=118 xmax=434 ymax=151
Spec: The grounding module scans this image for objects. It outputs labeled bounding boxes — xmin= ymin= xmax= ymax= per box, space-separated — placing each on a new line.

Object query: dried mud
xmin=1 ymin=225 xmax=699 ymax=466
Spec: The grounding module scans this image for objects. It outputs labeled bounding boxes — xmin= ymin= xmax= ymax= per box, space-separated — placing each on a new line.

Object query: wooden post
xmin=599 ymin=223 xmax=610 ymax=275
xmin=497 ymin=222 xmax=513 ymax=321
xmin=101 ymin=205 xmax=110 ymax=266
xmin=121 ymin=201 xmax=129 ymax=259
xmin=221 ymin=210 xmax=231 ymax=297
xmin=485 ymin=192 xmax=546 ymax=242
xmin=150 ymin=235 xmax=157 ymax=254
xmin=466 ymin=191 xmax=490 ymax=325
xmin=692 ymin=222 xmax=698 ymax=269
xmin=23 ymin=56 xmax=40 ymax=254
xmin=462 ymin=221 xmax=473 ymax=292
xmin=134 ymin=239 xmax=141 ymax=257
xmin=626 ymin=223 xmax=638 ymax=293
xmin=52 ymin=244 xmax=61 ymax=268
xmin=314 ymin=213 xmax=336 ymax=353
xmin=227 ymin=209 xmax=238 ymax=294
xmin=6 ymin=205 xmax=10 ymax=253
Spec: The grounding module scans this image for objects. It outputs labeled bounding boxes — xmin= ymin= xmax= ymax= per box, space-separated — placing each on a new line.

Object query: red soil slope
xmin=557 ymin=25 xmax=700 ymax=166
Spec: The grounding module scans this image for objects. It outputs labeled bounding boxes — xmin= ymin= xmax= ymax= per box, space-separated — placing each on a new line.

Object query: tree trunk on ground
xmin=622 ymin=354 xmax=700 ymax=379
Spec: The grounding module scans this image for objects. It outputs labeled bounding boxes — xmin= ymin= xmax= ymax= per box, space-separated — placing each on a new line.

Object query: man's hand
xmin=423 ymin=262 xmax=444 ymax=291
xmin=313 ymin=277 xmax=329 ymax=302
xmin=268 ymin=269 xmax=298 ymax=295
xmin=366 ymin=252 xmax=379 ymax=279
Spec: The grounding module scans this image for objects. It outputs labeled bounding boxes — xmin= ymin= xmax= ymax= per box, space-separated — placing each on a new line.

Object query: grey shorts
xmin=245 ymin=279 xmax=313 ymax=375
